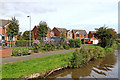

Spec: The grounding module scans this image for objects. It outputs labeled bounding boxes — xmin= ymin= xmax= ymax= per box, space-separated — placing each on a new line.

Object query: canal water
xmin=47 ymin=50 xmax=119 ymax=79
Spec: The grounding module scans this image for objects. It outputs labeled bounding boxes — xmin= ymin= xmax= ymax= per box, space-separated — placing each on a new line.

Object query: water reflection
xmin=47 ymin=51 xmax=118 ymax=79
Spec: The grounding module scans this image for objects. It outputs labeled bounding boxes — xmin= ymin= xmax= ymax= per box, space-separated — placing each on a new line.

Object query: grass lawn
xmin=2 ymin=52 xmax=73 ymax=78
xmin=81 ymin=44 xmax=104 ymax=50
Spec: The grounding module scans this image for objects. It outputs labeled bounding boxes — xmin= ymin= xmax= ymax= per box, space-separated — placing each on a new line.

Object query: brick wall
xmin=52 ymin=28 xmax=60 ymax=36
xmin=47 ymin=32 xmax=54 ymax=38
xmin=0 ymin=48 xmax=12 ymax=57
xmin=86 ymin=35 xmax=88 ymax=38
xmin=88 ymin=32 xmax=93 ymax=38
xmin=73 ymin=33 xmax=82 ymax=40
xmin=66 ymin=32 xmax=72 ymax=39
xmin=32 ymin=26 xmax=39 ymax=40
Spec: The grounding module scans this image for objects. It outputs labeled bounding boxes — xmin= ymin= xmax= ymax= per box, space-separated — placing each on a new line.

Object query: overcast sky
xmin=0 ymin=0 xmax=119 ymax=33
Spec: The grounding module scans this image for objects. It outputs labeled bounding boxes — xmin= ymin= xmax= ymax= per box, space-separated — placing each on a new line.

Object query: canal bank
xmin=27 ymin=46 xmax=117 ymax=79
xmin=46 ymin=50 xmax=118 ymax=79
xmin=2 ymin=46 xmax=118 ymax=79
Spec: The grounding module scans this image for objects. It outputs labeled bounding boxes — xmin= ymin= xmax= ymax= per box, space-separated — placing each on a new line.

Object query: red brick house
xmin=52 ymin=27 xmax=73 ymax=39
xmin=32 ymin=26 xmax=54 ymax=40
xmin=88 ymin=31 xmax=96 ymax=38
xmin=0 ymin=19 xmax=17 ymax=44
xmin=88 ymin=31 xmax=101 ymax=44
xmin=66 ymin=30 xmax=73 ymax=39
xmin=72 ymin=29 xmax=88 ymax=40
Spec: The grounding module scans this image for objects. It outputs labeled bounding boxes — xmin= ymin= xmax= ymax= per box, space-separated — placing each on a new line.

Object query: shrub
xmin=71 ymin=48 xmax=89 ymax=67
xmin=59 ymin=45 xmax=64 ymax=50
xmin=69 ymin=39 xmax=81 ymax=48
xmin=21 ymin=49 xmax=31 ymax=56
xmin=32 ymin=40 xmax=40 ymax=53
xmin=70 ymin=46 xmax=107 ymax=67
xmin=105 ymin=47 xmax=114 ymax=53
xmin=93 ymin=46 xmax=105 ymax=58
xmin=63 ymin=44 xmax=70 ymax=50
xmin=82 ymin=41 xmax=85 ymax=44
xmin=12 ymin=49 xmax=18 ymax=56
xmin=42 ymin=42 xmax=55 ymax=51
xmin=71 ymin=49 xmax=83 ymax=67
xmin=12 ymin=48 xmax=31 ymax=56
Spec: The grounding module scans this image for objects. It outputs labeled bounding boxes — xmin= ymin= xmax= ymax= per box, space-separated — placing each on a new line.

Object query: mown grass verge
xmin=2 ymin=52 xmax=73 ymax=78
xmin=81 ymin=44 xmax=104 ymax=50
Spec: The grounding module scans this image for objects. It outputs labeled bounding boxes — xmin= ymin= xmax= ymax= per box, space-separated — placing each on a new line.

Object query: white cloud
xmin=0 ymin=2 xmax=56 ymax=17
xmin=0 ymin=0 xmax=118 ymax=33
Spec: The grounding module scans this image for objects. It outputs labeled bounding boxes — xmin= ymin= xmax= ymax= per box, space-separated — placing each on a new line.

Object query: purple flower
xmin=65 ymin=40 xmax=69 ymax=44
xmin=33 ymin=40 xmax=40 ymax=45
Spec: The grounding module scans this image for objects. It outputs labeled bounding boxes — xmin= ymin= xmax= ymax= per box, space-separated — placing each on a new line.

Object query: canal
xmin=47 ymin=50 xmax=119 ymax=79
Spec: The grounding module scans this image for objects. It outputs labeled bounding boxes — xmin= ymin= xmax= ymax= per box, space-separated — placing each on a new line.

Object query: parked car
xmin=85 ymin=41 xmax=91 ymax=44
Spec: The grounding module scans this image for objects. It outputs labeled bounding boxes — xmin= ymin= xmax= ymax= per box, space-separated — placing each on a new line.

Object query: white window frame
xmin=0 ymin=35 xmax=1 ymax=40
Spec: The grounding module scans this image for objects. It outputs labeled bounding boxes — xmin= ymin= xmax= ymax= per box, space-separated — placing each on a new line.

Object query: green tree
xmin=95 ymin=26 xmax=117 ymax=48
xmin=17 ymin=32 xmax=23 ymax=40
xmin=60 ymin=31 xmax=66 ymax=42
xmin=7 ymin=17 xmax=19 ymax=47
xmin=37 ymin=21 xmax=48 ymax=40
xmin=23 ymin=31 xmax=33 ymax=40
xmin=118 ymin=33 xmax=120 ymax=38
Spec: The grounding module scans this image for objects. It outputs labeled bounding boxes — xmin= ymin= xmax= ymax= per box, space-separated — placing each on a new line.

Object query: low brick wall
xmin=0 ymin=48 xmax=12 ymax=57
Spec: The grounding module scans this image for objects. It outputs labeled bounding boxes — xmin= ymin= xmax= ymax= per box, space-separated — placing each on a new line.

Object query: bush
xmin=12 ymin=48 xmax=31 ymax=56
xmin=15 ymin=40 xmax=33 ymax=47
xmin=63 ymin=44 xmax=70 ymax=50
xmin=32 ymin=40 xmax=40 ymax=53
xmin=105 ymin=47 xmax=114 ymax=53
xmin=12 ymin=49 xmax=18 ymax=56
xmin=93 ymin=46 xmax=105 ymax=58
xmin=82 ymin=41 xmax=85 ymax=44
xmin=71 ymin=46 xmax=106 ymax=67
xmin=71 ymin=49 xmax=83 ymax=67
xmin=69 ymin=39 xmax=81 ymax=48
xmin=42 ymin=42 xmax=55 ymax=51
xmin=71 ymin=48 xmax=89 ymax=67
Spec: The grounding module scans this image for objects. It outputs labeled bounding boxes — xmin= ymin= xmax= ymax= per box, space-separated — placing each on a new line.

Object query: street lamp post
xmin=27 ymin=16 xmax=31 ymax=47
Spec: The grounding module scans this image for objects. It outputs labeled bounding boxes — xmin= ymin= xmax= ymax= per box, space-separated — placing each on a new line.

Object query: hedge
xmin=15 ymin=40 xmax=33 ymax=47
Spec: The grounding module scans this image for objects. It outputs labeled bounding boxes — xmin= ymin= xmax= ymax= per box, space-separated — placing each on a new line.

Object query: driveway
xmin=2 ymin=48 xmax=80 ymax=64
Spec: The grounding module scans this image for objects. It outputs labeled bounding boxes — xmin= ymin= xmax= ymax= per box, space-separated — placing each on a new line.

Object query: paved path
xmin=2 ymin=48 xmax=80 ymax=64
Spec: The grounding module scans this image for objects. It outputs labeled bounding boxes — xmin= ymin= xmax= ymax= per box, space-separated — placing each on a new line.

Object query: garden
xmin=12 ymin=39 xmax=82 ymax=56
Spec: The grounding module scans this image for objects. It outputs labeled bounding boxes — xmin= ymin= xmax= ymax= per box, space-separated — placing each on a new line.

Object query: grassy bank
xmin=2 ymin=52 xmax=73 ymax=78
xmin=81 ymin=44 xmax=104 ymax=50
xmin=2 ymin=45 xmax=116 ymax=79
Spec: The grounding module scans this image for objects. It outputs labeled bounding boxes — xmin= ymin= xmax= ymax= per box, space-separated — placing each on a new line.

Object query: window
xmin=69 ymin=34 xmax=71 ymax=37
xmin=35 ymin=33 xmax=36 ymax=36
xmin=7 ymin=36 xmax=14 ymax=41
xmin=0 ymin=35 xmax=1 ymax=40
xmin=7 ymin=36 xmax=10 ymax=41
xmin=76 ymin=34 xmax=79 ymax=37
xmin=51 ymin=33 xmax=53 ymax=36
xmin=84 ymin=35 xmax=86 ymax=38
